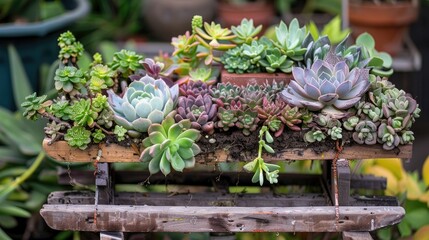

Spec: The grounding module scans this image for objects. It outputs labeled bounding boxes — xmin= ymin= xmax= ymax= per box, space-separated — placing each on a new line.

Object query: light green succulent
xmin=231 ymin=18 xmax=262 ymax=45
xmin=140 ymin=115 xmax=201 ymax=176
xmin=242 ymin=40 xmax=265 ymax=64
xmin=91 ymin=94 xmax=109 ymax=113
xmin=352 ymin=121 xmax=377 ymax=145
xmin=107 ymin=75 xmax=179 ymax=133
xmin=377 ymin=123 xmax=400 ymax=150
xmin=259 ymin=48 xmax=294 ymax=73
xmin=328 ymin=126 xmax=342 ymax=140
xmin=97 ymin=109 xmax=114 ymax=129
xmin=401 ymin=131 xmax=414 ymax=145
xmin=110 ymin=49 xmax=144 ymax=78
xmin=21 ymin=93 xmax=51 ymax=120
xmin=69 ymin=99 xmax=98 ymax=127
xmin=273 ymin=19 xmax=307 ymax=61
xmin=114 ymin=125 xmax=127 ymax=141
xmin=64 ymin=126 xmax=91 ymax=150
xmin=57 ymin=31 xmax=84 ymax=63
xmin=92 ymin=129 xmax=106 ymax=143
xmin=304 ymin=129 xmax=326 ymax=143
xmin=343 ymin=116 xmax=359 ymax=131
xmin=54 ymin=66 xmax=85 ymax=94
xmin=89 ymin=64 xmax=115 ymax=93
xmin=49 ymin=96 xmax=71 ymax=120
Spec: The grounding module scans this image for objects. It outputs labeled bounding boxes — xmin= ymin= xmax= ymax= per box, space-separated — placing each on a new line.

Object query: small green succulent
xmin=242 ymin=40 xmax=265 ymax=64
xmin=114 ymin=125 xmax=127 ymax=141
xmin=259 ymin=48 xmax=294 ymax=73
xmin=231 ymin=18 xmax=262 ymax=45
xmin=377 ymin=123 xmax=400 ymax=150
xmin=188 ymin=67 xmax=217 ymax=85
xmin=57 ymin=31 xmax=84 ymax=63
xmin=92 ymin=129 xmax=106 ymax=143
xmin=110 ymin=49 xmax=144 ymax=78
xmin=91 ymin=94 xmax=108 ymax=113
xmin=140 ymin=115 xmax=201 ymax=175
xmin=304 ymin=129 xmax=326 ymax=143
xmin=328 ymin=126 xmax=342 ymax=140
xmin=191 ymin=15 xmax=203 ymax=34
xmin=21 ymin=93 xmax=51 ymax=120
xmin=49 ymin=97 xmax=71 ymax=120
xmin=236 ymin=110 xmax=260 ymax=136
xmin=216 ymin=108 xmax=238 ymax=131
xmin=401 ymin=131 xmax=414 ymax=144
xmin=97 ymin=109 xmax=114 ymax=129
xmin=54 ymin=66 xmax=85 ymax=94
xmin=44 ymin=121 xmax=66 ymax=141
xmin=352 ymin=120 xmax=377 ymax=145
xmin=89 ymin=64 xmax=115 ymax=93
xmin=273 ymin=19 xmax=307 ymax=61
xmin=69 ymin=99 xmax=98 ymax=127
xmin=64 ymin=126 xmax=91 ymax=150
xmin=343 ymin=116 xmax=360 ymax=131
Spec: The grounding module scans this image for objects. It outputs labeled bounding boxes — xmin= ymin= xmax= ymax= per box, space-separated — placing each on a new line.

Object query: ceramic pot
xmin=349 ymin=0 xmax=418 ymax=56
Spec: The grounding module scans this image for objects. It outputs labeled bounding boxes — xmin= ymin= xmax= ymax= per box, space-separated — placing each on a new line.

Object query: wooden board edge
xmin=43 ymin=138 xmax=413 ymax=163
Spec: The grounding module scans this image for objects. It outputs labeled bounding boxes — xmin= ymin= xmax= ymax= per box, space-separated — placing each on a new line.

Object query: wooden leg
xmin=333 ymin=159 xmax=350 ymax=206
xmin=342 ymin=231 xmax=373 ymax=240
xmin=100 ymin=232 xmax=124 ymax=240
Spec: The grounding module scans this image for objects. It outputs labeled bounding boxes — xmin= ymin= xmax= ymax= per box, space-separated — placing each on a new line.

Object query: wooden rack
xmin=40 ymin=139 xmax=412 ymax=240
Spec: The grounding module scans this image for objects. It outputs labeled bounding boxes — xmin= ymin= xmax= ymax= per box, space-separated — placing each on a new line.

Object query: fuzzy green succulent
xmin=110 ymin=49 xmax=144 ymax=78
xmin=54 ymin=66 xmax=85 ymax=94
xmin=21 ymin=93 xmax=51 ymax=120
xmin=140 ymin=115 xmax=201 ymax=175
xmin=64 ymin=126 xmax=91 ymax=150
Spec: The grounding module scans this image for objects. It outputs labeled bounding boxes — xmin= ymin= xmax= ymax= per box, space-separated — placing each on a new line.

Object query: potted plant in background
xmin=348 ymin=0 xmax=419 ymax=56
xmin=0 ymin=0 xmax=89 ymax=111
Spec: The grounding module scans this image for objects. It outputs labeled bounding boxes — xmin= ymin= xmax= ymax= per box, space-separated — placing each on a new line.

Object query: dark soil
xmin=198 ymin=128 xmax=353 ymax=161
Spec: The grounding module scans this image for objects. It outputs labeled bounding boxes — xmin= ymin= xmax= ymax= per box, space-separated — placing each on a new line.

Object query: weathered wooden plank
xmin=57 ymin=169 xmax=386 ymax=189
xmin=334 ymin=159 xmax=350 ymax=205
xmin=47 ymin=191 xmax=329 ymax=207
xmin=100 ymin=232 xmax=124 ymax=240
xmin=43 ymin=139 xmax=413 ymax=163
xmin=342 ymin=231 xmax=373 ymax=240
xmin=40 ymin=204 xmax=404 ymax=232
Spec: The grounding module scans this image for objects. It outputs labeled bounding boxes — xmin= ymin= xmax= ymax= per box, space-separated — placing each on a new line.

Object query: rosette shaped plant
xmin=175 ymin=94 xmax=217 ymax=134
xmin=140 ymin=115 xmax=201 ymax=175
xmin=107 ymin=75 xmax=179 ymax=133
xmin=280 ymin=59 xmax=370 ymax=113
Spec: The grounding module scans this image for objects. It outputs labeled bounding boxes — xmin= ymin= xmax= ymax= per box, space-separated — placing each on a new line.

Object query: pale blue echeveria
xmin=107 ymin=75 xmax=179 ymax=132
xmin=280 ymin=59 xmax=370 ymax=113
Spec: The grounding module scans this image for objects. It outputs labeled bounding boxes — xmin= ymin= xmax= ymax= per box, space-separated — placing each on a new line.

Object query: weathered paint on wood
xmin=342 ymin=231 xmax=373 ymax=240
xmin=42 ymin=139 xmax=413 ymax=163
xmin=40 ymin=204 xmax=404 ymax=232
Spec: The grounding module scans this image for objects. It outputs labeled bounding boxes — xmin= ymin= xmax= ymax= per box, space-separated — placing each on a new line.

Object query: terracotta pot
xmin=220 ymin=70 xmax=292 ymax=87
xmin=142 ymin=0 xmax=217 ymax=42
xmin=348 ymin=1 xmax=418 ymax=56
xmin=217 ymin=1 xmax=274 ymax=29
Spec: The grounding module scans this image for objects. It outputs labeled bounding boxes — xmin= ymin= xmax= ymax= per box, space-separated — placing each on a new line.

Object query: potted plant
xmin=348 ymin=0 xmax=419 ymax=56
xmin=0 ymin=0 xmax=89 ymax=110
xmin=217 ymin=0 xmax=275 ymax=29
xmin=22 ymin=25 xmax=420 ymax=186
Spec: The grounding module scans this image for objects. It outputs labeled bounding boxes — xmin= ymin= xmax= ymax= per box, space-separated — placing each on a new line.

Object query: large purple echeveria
xmin=175 ymin=94 xmax=217 ymax=134
xmin=280 ymin=59 xmax=370 ymax=112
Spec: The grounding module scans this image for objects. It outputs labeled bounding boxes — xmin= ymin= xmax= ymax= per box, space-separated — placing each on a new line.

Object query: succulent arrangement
xmin=24 ymin=15 xmax=420 ymax=186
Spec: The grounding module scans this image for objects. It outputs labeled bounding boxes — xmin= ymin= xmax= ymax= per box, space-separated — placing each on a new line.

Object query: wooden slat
xmin=42 ymin=139 xmax=413 ymax=163
xmin=57 ymin=169 xmax=386 ymax=190
xmin=40 ymin=204 xmax=404 ymax=232
xmin=342 ymin=231 xmax=373 ymax=240
xmin=47 ymin=191 xmax=329 ymax=207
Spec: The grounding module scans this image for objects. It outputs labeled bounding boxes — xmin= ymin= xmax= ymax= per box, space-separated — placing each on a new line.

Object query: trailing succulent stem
xmin=243 ymin=126 xmax=280 ymax=186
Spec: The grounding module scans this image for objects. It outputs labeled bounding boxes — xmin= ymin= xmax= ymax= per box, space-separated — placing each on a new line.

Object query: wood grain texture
xmin=40 ymin=204 xmax=404 ymax=232
xmin=342 ymin=231 xmax=373 ymax=240
xmin=42 ymin=139 xmax=413 ymax=163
